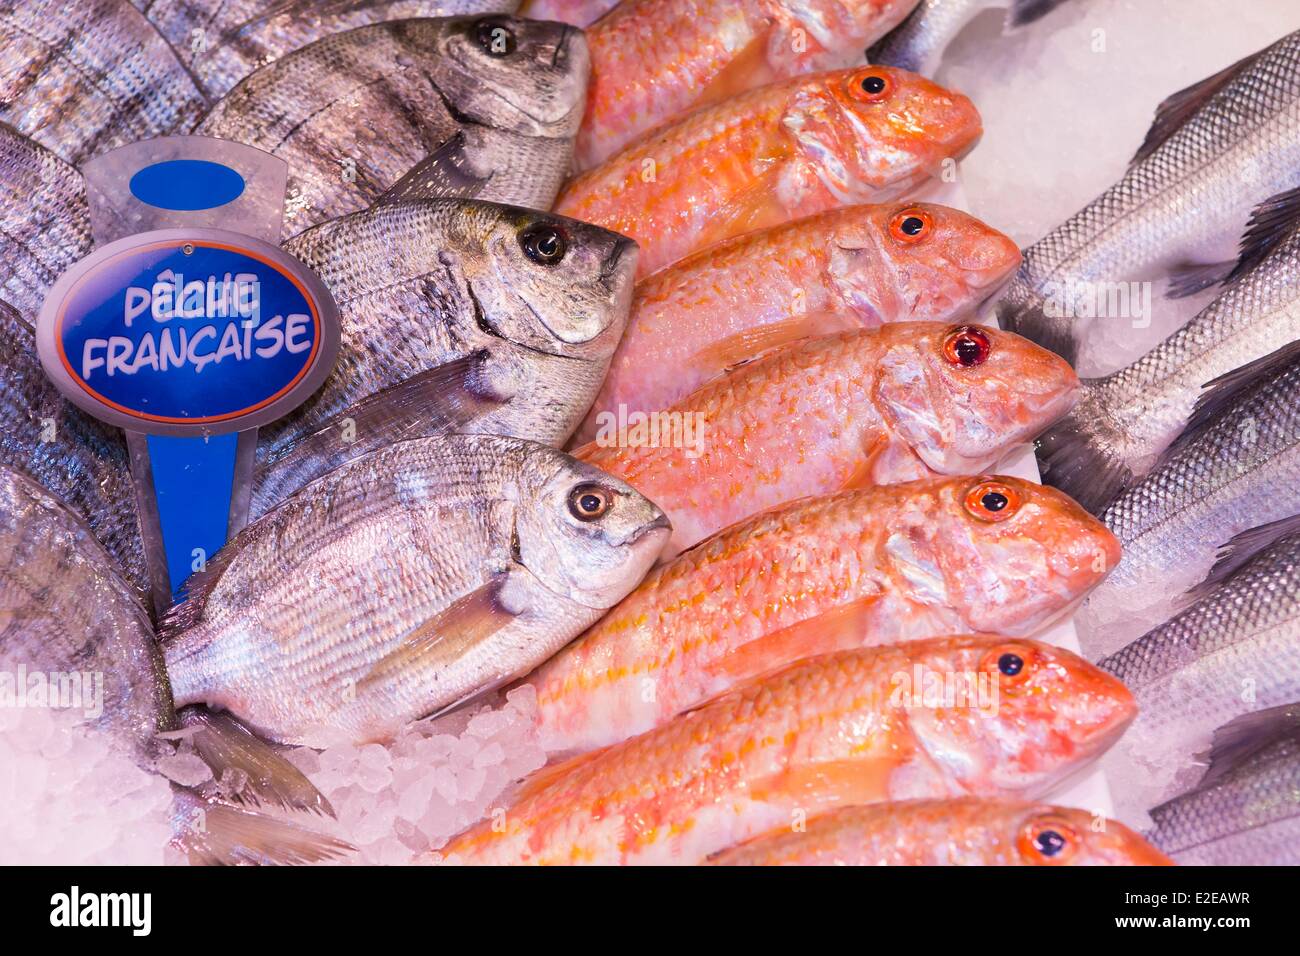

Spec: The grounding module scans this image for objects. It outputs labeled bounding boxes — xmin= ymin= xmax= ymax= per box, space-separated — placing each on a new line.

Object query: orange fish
xmin=555 ymin=66 xmax=982 ymax=278
xmin=441 ymin=638 xmax=1136 ymax=865
xmin=575 ymin=323 xmax=1079 ymax=557
xmin=573 ymin=203 xmax=1022 ymax=445
xmin=576 ymin=0 xmax=924 ymax=169
xmin=708 ymin=799 xmax=1173 ymax=865
xmin=532 ymin=475 xmax=1119 ymax=754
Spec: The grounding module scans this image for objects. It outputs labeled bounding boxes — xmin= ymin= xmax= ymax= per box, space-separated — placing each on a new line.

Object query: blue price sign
xmin=37 ymin=228 xmax=338 ymax=436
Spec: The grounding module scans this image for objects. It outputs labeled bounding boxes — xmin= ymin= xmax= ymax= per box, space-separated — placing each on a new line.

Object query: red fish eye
xmin=942 ymin=326 xmax=991 ymax=367
xmin=1018 ymin=815 xmax=1080 ymax=865
xmin=889 ymin=208 xmax=933 ymax=243
xmin=851 ymin=70 xmax=892 ymax=102
xmin=963 ymin=480 xmax=1021 ymax=522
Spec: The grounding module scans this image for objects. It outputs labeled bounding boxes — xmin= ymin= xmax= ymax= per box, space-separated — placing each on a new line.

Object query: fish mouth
xmin=600 ymin=236 xmax=638 ymax=283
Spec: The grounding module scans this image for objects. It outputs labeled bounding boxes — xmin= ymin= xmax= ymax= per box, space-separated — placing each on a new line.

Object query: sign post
xmin=36 ymin=138 xmax=339 ymax=612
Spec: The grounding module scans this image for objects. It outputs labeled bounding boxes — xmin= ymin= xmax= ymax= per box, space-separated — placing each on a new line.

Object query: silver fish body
xmin=0 ymin=123 xmax=92 ymax=326
xmin=998 ymin=29 xmax=1300 ymax=364
xmin=163 ymin=434 xmax=671 ymax=744
xmin=1038 ymin=193 xmax=1300 ymax=513
xmin=1147 ymin=712 xmax=1300 ymax=865
xmin=133 ymin=0 xmax=520 ymax=100
xmin=0 ymin=0 xmax=206 ymax=164
xmin=1090 ymin=345 xmax=1300 ymax=646
xmin=0 ymin=466 xmax=172 ymax=755
xmin=869 ymin=0 xmax=1073 ymax=76
xmin=1100 ymin=522 xmax=1300 ymax=811
xmin=0 ymin=302 xmax=147 ymax=596
xmin=253 ymin=199 xmax=636 ymax=518
xmin=195 ymin=16 xmax=588 ymax=238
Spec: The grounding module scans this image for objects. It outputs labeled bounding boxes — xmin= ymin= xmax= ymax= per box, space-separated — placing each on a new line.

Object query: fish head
xmin=434 ymin=16 xmax=590 ymax=138
xmin=831 ymin=204 xmax=1021 ymax=321
xmin=1005 ymin=806 xmax=1174 ymax=865
xmin=514 ymin=452 xmax=671 ymax=609
xmin=882 ymin=476 xmax=1120 ymax=635
xmin=787 ymin=67 xmax=981 ymax=201
xmin=874 ymin=324 xmax=1080 ymax=473
xmin=905 ymin=636 xmax=1136 ymax=796
xmin=464 ymin=204 xmax=638 ymax=361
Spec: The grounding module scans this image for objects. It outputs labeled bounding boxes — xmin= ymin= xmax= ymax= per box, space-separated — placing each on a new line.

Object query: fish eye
xmin=520 ymin=223 xmax=567 ymax=265
xmin=942 ymin=326 xmax=991 ymax=367
xmin=1019 ymin=815 xmax=1079 ymax=865
xmin=890 ymin=207 xmax=933 ymax=243
xmin=568 ymin=484 xmax=612 ymax=521
xmin=981 ymin=642 xmax=1036 ymax=685
xmin=854 ymin=71 xmax=892 ymax=101
xmin=962 ymin=479 xmax=1021 ymax=522
xmin=476 ymin=19 xmax=516 ymax=56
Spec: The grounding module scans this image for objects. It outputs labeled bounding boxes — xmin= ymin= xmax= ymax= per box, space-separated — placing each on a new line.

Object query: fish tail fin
xmin=1182 ymin=513 xmax=1300 ymax=606
xmin=171 ymin=791 xmax=354 ymax=866
xmin=1007 ymin=0 xmax=1077 ymax=29
xmin=178 ymin=706 xmax=335 ymax=818
xmin=1033 ymin=380 xmax=1132 ymax=514
xmin=995 ymin=281 xmax=1079 ymax=364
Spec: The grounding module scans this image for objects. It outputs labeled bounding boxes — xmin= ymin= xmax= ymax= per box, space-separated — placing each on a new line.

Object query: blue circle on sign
xmin=53 ymin=240 xmax=321 ymax=424
xmin=129 ymin=160 xmax=246 ymax=211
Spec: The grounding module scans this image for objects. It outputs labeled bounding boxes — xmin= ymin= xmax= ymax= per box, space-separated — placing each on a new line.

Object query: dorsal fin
xmin=1196 ymin=703 xmax=1300 ymax=789
xmin=1223 ymin=186 xmax=1300 ymax=285
xmin=1158 ymin=338 xmax=1300 ymax=465
xmin=1183 ymin=513 xmax=1300 ymax=604
xmin=1131 ymin=49 xmax=1263 ymax=166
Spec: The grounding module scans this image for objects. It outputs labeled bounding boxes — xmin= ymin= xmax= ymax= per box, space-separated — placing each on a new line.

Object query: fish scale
xmin=1097 ymin=348 xmax=1300 ymax=613
xmin=1100 ymin=525 xmax=1300 ymax=810
xmin=998 ymin=29 xmax=1300 ymax=363
xmin=0 ymin=0 xmax=207 ymax=164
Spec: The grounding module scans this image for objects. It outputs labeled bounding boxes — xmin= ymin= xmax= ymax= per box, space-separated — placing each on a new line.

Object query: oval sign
xmin=129 ymin=159 xmax=246 ymax=211
xmin=36 ymin=228 xmax=339 ymax=436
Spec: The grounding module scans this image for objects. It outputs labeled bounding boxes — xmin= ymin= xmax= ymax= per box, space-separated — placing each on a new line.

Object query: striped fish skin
xmin=0 ymin=123 xmax=92 ymax=327
xmin=443 ymin=638 xmax=1136 ymax=865
xmin=0 ymin=465 xmax=171 ymax=757
xmin=1037 ymin=198 xmax=1300 ymax=515
xmin=997 ymin=29 xmax=1300 ymax=363
xmin=1100 ymin=526 xmax=1300 ymax=811
xmin=133 ymin=0 xmax=520 ymax=100
xmin=164 ymin=435 xmax=670 ymax=745
xmin=0 ymin=0 xmax=206 ymax=165
xmin=196 ymin=16 xmax=588 ymax=239
xmin=1093 ymin=345 xmax=1300 ymax=632
xmin=253 ymin=199 xmax=636 ymax=518
xmin=0 ymin=302 xmax=147 ymax=597
xmin=1147 ymin=720 xmax=1300 ymax=865
xmin=710 ymin=798 xmax=1171 ymax=866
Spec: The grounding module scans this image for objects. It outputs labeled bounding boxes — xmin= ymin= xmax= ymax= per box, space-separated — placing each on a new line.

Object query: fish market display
xmin=869 ymin=0 xmax=1075 ymax=76
xmin=998 ymin=29 xmax=1300 ymax=364
xmin=196 ymin=16 xmax=588 ymax=238
xmin=574 ymin=202 xmax=1022 ymax=444
xmin=1091 ymin=340 xmax=1300 ymax=635
xmin=709 ymin=798 xmax=1170 ymax=865
xmin=1099 ymin=515 xmax=1300 ymax=810
xmin=519 ymin=0 xmax=612 ymax=26
xmin=556 ymin=66 xmax=981 ymax=277
xmin=134 ymin=0 xmax=521 ymax=100
xmin=577 ymin=323 xmax=1078 ymax=557
xmin=575 ymin=0 xmax=923 ymax=169
xmin=1038 ymin=189 xmax=1300 ymax=513
xmin=253 ymin=199 xmax=635 ymax=517
xmin=0 ymin=466 xmax=351 ymax=864
xmin=533 ymin=475 xmax=1118 ymax=754
xmin=163 ymin=435 xmax=670 ymax=745
xmin=0 ymin=0 xmax=206 ymax=165
xmin=1147 ymin=705 xmax=1300 ymax=866
xmin=0 ymin=123 xmax=92 ymax=326
xmin=444 ymin=638 xmax=1136 ymax=864
xmin=0 ymin=301 xmax=146 ymax=595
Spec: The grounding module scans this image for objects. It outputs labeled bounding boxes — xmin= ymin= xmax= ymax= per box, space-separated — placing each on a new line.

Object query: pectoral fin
xmin=748 ymin=759 xmax=897 ymax=807
xmin=693 ymin=29 xmax=778 ymax=112
xmin=690 ymin=314 xmax=858 ymax=377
